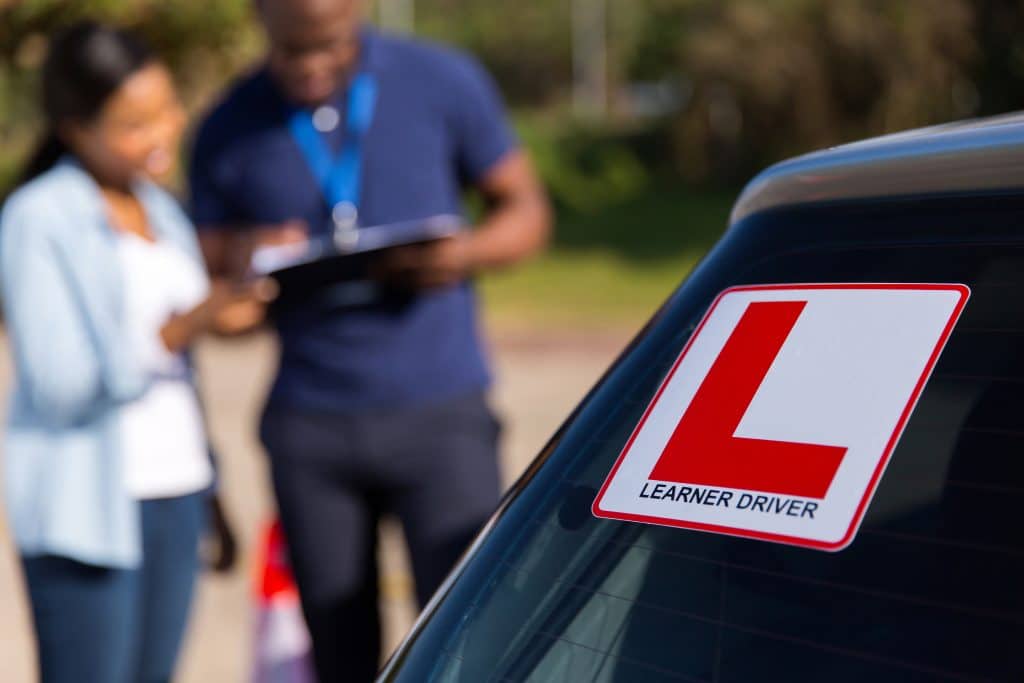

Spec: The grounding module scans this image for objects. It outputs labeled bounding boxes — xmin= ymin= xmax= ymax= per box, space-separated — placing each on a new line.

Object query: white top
xmin=116 ymin=232 xmax=214 ymax=499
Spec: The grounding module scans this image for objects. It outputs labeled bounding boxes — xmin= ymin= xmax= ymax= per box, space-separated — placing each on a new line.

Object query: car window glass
xmin=386 ymin=195 xmax=1024 ymax=683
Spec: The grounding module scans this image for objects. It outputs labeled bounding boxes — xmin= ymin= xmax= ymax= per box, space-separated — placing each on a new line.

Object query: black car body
xmin=379 ymin=116 xmax=1024 ymax=682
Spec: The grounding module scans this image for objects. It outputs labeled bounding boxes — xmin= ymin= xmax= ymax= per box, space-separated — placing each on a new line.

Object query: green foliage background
xmin=7 ymin=1 xmax=1024 ymax=188
xmin=4 ymin=0 xmax=1024 ymax=326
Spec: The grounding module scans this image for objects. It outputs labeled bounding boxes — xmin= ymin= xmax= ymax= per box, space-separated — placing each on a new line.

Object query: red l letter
xmin=649 ymin=300 xmax=847 ymax=499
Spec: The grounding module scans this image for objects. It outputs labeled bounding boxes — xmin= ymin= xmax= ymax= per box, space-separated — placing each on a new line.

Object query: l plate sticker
xmin=592 ymin=283 xmax=969 ymax=551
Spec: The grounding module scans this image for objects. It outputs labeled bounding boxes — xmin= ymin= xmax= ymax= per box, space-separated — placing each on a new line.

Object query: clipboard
xmin=253 ymin=214 xmax=463 ymax=308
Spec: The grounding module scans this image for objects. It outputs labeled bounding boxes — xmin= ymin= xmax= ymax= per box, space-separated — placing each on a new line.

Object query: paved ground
xmin=0 ymin=327 xmax=630 ymax=682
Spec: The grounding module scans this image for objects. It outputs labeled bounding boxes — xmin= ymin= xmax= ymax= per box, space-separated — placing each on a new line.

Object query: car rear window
xmin=384 ymin=194 xmax=1024 ymax=683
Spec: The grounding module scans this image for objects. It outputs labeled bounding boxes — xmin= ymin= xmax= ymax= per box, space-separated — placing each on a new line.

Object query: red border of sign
xmin=591 ymin=283 xmax=971 ymax=551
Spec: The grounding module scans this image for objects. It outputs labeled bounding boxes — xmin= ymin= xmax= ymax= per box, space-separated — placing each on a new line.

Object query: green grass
xmin=480 ymin=185 xmax=737 ymax=331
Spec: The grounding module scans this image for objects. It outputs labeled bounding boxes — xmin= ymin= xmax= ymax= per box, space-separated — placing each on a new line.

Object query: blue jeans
xmin=22 ymin=492 xmax=204 ymax=683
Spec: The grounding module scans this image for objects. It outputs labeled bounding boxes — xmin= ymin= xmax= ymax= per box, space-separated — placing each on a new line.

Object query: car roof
xmin=731 ymin=111 xmax=1024 ymax=225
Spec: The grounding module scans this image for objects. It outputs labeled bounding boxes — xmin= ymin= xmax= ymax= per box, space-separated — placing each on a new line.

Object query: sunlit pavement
xmin=0 ymin=328 xmax=629 ymax=682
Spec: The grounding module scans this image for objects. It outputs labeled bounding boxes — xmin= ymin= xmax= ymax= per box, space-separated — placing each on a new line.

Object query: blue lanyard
xmin=287 ymin=72 xmax=378 ymax=229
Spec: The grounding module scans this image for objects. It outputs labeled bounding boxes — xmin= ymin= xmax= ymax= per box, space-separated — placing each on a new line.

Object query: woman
xmin=0 ymin=22 xmax=270 ymax=682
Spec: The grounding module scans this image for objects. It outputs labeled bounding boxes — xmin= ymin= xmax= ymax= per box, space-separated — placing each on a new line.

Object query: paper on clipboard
xmin=249 ymin=214 xmax=463 ymax=277
xmin=255 ymin=214 xmax=464 ymax=310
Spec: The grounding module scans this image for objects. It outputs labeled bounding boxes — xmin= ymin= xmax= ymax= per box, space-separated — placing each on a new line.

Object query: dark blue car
xmin=379 ymin=116 xmax=1024 ymax=682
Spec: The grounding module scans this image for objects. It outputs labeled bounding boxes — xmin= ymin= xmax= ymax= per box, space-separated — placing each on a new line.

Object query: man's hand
xmin=200 ymin=219 xmax=309 ymax=279
xmin=372 ymin=232 xmax=475 ymax=290
xmin=370 ymin=150 xmax=551 ymax=291
xmin=230 ymin=220 xmax=310 ymax=279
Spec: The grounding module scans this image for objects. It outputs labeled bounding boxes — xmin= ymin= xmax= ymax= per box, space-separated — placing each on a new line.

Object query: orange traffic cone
xmin=251 ymin=520 xmax=315 ymax=683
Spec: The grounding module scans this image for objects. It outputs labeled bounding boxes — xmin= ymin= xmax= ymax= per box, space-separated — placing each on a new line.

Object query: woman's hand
xmin=159 ymin=277 xmax=278 ymax=352
xmin=208 ymin=277 xmax=279 ymax=336
xmin=203 ymin=493 xmax=238 ymax=574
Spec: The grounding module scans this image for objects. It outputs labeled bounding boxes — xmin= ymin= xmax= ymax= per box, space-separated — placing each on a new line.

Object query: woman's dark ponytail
xmin=15 ymin=133 xmax=67 ymax=191
xmin=11 ymin=21 xmax=153 ymax=190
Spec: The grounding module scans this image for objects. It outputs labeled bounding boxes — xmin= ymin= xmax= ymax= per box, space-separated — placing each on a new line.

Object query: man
xmin=188 ymin=0 xmax=550 ymax=680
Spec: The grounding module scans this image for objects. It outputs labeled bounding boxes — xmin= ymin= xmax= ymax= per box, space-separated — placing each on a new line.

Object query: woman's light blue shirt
xmin=0 ymin=158 xmax=206 ymax=568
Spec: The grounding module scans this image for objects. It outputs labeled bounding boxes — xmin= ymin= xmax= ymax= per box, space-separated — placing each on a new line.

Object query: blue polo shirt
xmin=189 ymin=28 xmax=515 ymax=413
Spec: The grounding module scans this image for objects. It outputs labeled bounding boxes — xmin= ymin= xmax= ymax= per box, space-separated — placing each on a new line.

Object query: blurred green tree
xmin=659 ymin=0 xmax=979 ymax=181
xmin=415 ymin=0 xmax=574 ymax=106
xmin=5 ymin=0 xmax=1024 ymax=191
xmin=0 ymin=0 xmax=262 ymax=188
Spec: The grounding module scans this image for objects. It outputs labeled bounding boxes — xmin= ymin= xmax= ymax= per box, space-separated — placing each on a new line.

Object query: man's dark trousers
xmin=260 ymin=390 xmax=502 ymax=682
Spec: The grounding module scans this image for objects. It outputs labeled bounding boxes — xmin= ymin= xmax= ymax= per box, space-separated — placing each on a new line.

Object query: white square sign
xmin=592 ymin=283 xmax=969 ymax=551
